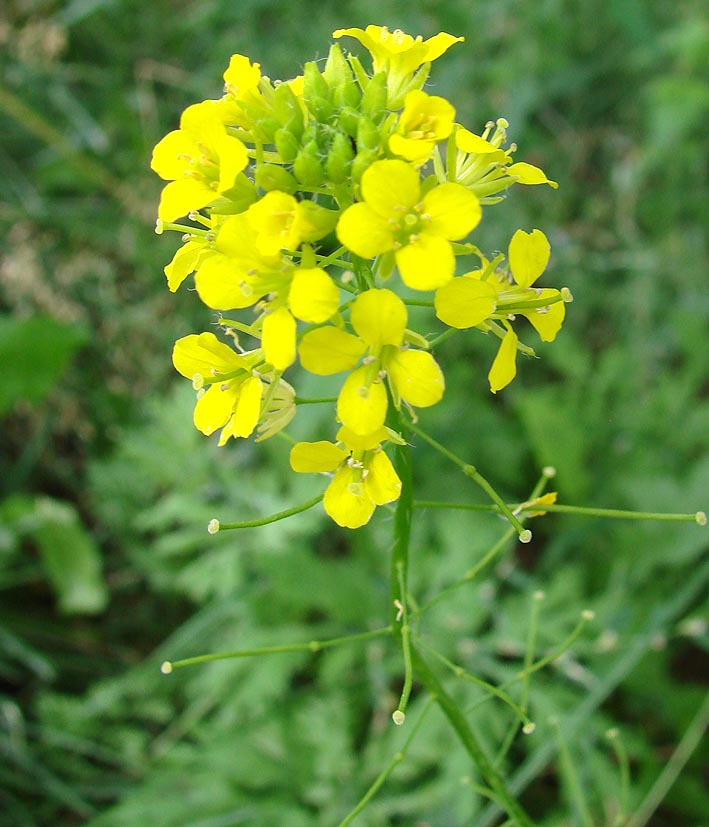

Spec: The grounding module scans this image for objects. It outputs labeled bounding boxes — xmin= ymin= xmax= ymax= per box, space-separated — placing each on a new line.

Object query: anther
xmin=392 ymin=710 xmax=406 ymax=726
xmin=561 ymin=287 xmax=574 ymax=302
xmin=696 ymin=511 xmax=707 ymax=526
xmin=192 ymin=373 xmax=204 ymax=390
xmin=155 ymin=219 xmax=164 ymax=235
xmin=160 ymin=661 xmax=173 ymax=674
xmin=207 ymin=518 xmax=220 ymax=534
xmin=582 ymin=609 xmax=596 ymax=621
xmin=519 ymin=529 xmax=532 ymax=544
xmin=522 ymin=722 xmax=536 ymax=735
xmin=542 ymin=466 xmax=557 ymax=478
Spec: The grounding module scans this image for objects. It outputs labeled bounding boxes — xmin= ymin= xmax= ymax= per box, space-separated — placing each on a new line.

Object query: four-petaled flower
xmin=151 ymin=100 xmax=248 ymax=222
xmin=337 ymin=159 xmax=481 ymax=290
xmin=290 ymin=425 xmax=402 ymax=528
xmin=299 ymin=288 xmax=444 ymax=434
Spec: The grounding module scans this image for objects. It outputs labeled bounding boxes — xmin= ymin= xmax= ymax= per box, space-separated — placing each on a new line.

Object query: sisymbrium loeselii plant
xmin=152 ymin=26 xmax=706 ymax=826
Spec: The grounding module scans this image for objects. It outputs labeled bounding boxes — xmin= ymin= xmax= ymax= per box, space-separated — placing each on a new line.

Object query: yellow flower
xmin=247 ymin=191 xmax=338 ymax=257
xmin=337 ymin=159 xmax=481 ymax=290
xmin=435 ymin=228 xmax=566 ymax=393
xmin=290 ymin=425 xmax=402 ymax=528
xmin=172 ymin=332 xmax=295 ymax=444
xmin=333 ymin=26 xmax=463 ymax=104
xmin=454 ymin=119 xmax=558 ymax=201
xmin=299 ymin=288 xmax=444 ymax=434
xmin=389 ymin=90 xmax=455 ymax=163
xmin=151 ymin=100 xmax=248 ymax=222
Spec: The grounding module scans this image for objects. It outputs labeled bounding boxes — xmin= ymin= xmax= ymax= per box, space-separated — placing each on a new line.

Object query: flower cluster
xmin=152 ymin=25 xmax=570 ymax=528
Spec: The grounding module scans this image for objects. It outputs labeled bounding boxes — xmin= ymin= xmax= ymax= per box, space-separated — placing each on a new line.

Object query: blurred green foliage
xmin=1 ymin=1 xmax=707 ymax=825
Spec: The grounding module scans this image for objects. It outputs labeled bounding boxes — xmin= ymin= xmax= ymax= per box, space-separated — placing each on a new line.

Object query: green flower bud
xmin=255 ymin=163 xmax=298 ymax=194
xmin=356 ymin=117 xmax=380 ymax=151
xmin=323 ymin=44 xmax=360 ymax=110
xmin=293 ymin=140 xmax=325 ymax=187
xmin=274 ymin=127 xmax=301 ymax=163
xmin=326 ymin=132 xmax=355 ymax=184
xmin=338 ymin=106 xmax=361 ymax=138
xmin=302 ymin=61 xmax=334 ymax=120
xmin=361 ymin=71 xmax=388 ymax=122
xmin=350 ymin=148 xmax=379 ymax=183
xmin=273 ymin=82 xmax=304 ymax=137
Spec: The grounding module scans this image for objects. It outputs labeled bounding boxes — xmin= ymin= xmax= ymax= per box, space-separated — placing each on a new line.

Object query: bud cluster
xmin=151 ymin=25 xmax=570 ymax=528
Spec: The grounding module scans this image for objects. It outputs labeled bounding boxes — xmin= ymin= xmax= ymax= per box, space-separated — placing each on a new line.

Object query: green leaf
xmin=32 ymin=498 xmax=108 ymax=615
xmin=0 ymin=315 xmax=88 ymax=416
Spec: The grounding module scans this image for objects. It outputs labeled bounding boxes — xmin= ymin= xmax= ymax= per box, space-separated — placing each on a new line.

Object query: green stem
xmin=415 ymin=500 xmax=703 ymax=524
xmin=410 ymin=644 xmax=535 ymax=827
xmin=337 ymin=697 xmax=435 ymax=827
xmin=162 ymin=625 xmax=392 ymax=672
xmin=406 ymin=422 xmax=530 ymax=540
xmin=389 ymin=413 xmax=535 ymax=827
xmin=626 ymin=691 xmax=709 ymax=827
xmin=215 ymin=493 xmax=324 ymax=530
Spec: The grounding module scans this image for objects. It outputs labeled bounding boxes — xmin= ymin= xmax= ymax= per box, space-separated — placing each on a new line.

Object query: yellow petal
xmin=323 ymin=465 xmax=375 ymax=529
xmin=172 ymin=332 xmax=243 ymax=379
xmin=164 ymin=241 xmax=206 ymax=292
xmin=396 ymin=233 xmax=454 ymax=290
xmin=230 ymin=375 xmax=262 ymax=439
xmin=150 ymin=129 xmax=196 ymax=180
xmin=337 ymin=366 xmax=388 ymax=435
xmin=488 ymin=328 xmax=518 ymax=393
xmin=157 ymin=179 xmax=217 ymax=223
xmin=215 ymin=133 xmax=249 ymax=192
xmin=262 ymin=306 xmax=297 ymax=370
xmin=336 ymin=425 xmax=390 ymax=451
xmin=524 ymin=295 xmax=565 ymax=342
xmin=364 ymin=450 xmax=402 ymax=505
xmin=194 ymin=254 xmax=263 ymax=310
xmin=336 ymin=203 xmax=394 ymax=259
xmin=434 ymin=276 xmax=497 ymax=328
xmin=223 ymin=54 xmax=261 ymax=98
xmin=455 ymin=128 xmax=502 ymax=155
xmin=507 ymin=162 xmax=558 ymax=189
xmin=388 ymin=133 xmax=436 ymax=163
xmin=350 ymin=288 xmax=407 ymax=347
xmin=248 ymin=191 xmax=301 ymax=256
xmin=193 ymin=384 xmax=235 ymax=437
xmin=290 ymin=441 xmax=347 ymax=473
xmin=299 ymin=327 xmax=366 ymax=375
xmin=288 ymin=268 xmax=339 ymax=323
xmin=423 ymin=182 xmax=481 ymax=240
xmin=360 ymin=159 xmax=420 ymax=219
xmin=508 ymin=229 xmax=550 ymax=288
xmin=387 ymin=349 xmax=445 ymax=408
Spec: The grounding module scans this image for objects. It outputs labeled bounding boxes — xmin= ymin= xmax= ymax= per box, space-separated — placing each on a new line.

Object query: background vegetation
xmin=1 ymin=1 xmax=707 ymax=824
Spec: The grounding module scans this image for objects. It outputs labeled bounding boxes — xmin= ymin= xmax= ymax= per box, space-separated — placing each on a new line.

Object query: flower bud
xmin=356 ymin=116 xmax=380 ymax=151
xmin=326 ymin=132 xmax=355 ymax=183
xmin=255 ymin=163 xmax=298 ymax=194
xmin=338 ymin=106 xmax=361 ymax=138
xmin=273 ymin=82 xmax=304 ymax=137
xmin=323 ymin=44 xmax=360 ymax=110
xmin=351 ymin=148 xmax=379 ymax=183
xmin=274 ymin=127 xmax=300 ymax=163
xmin=293 ymin=140 xmax=325 ymax=186
xmin=361 ymin=71 xmax=388 ymax=122
xmin=302 ymin=61 xmax=334 ymax=120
